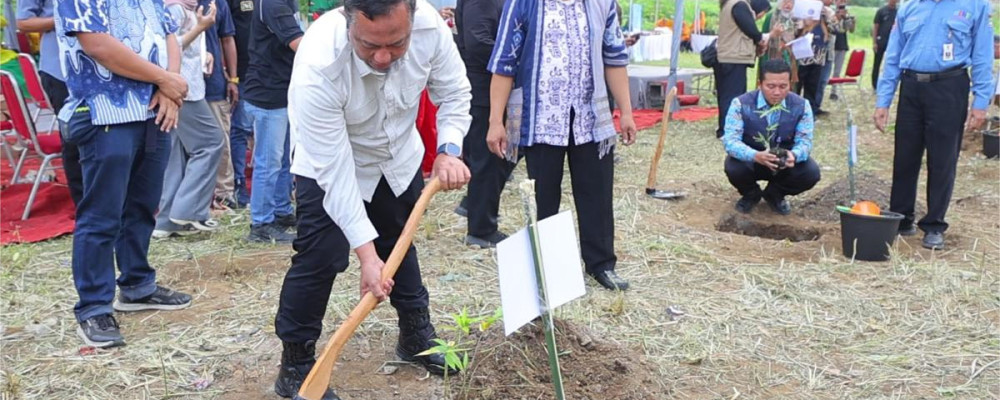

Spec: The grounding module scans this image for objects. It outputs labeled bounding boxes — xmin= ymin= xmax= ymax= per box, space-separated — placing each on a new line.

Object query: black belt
xmin=902 ymin=67 xmax=967 ymax=83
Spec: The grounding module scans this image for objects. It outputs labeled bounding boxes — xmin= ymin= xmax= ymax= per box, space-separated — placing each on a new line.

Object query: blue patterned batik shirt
xmin=722 ymin=91 xmax=814 ymax=164
xmin=54 ymin=0 xmax=177 ymax=125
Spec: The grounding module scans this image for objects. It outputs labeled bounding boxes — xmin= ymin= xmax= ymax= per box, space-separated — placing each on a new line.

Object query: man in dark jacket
xmin=455 ymin=0 xmax=515 ymax=248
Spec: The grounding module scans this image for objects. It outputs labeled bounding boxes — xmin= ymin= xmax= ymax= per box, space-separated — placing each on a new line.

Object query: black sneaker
xmin=465 ymin=231 xmax=509 ymax=249
xmin=765 ymin=195 xmax=792 ymax=215
xmin=113 ymin=285 xmax=192 ymax=312
xmin=815 ymin=109 xmax=830 ymax=117
xmin=274 ymin=213 xmax=297 ymax=229
xmin=735 ymin=191 xmax=762 ymax=213
xmin=248 ymin=223 xmax=296 ymax=244
xmin=77 ymin=314 xmax=125 ymax=348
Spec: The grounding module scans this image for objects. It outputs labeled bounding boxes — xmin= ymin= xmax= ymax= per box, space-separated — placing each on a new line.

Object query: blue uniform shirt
xmin=876 ymin=0 xmax=995 ymax=110
xmin=54 ymin=0 xmax=178 ymax=124
xmin=16 ymin=0 xmax=63 ymax=81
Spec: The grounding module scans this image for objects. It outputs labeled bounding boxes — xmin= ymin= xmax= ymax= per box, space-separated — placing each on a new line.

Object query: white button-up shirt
xmin=288 ymin=1 xmax=472 ymax=249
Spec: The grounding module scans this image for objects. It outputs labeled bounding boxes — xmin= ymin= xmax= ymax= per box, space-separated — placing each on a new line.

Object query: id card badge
xmin=943 ymin=43 xmax=954 ymax=61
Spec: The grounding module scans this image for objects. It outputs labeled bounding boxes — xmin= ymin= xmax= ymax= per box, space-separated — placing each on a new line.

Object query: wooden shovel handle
xmin=646 ymin=87 xmax=678 ymax=190
xmin=298 ymin=177 xmax=443 ymax=400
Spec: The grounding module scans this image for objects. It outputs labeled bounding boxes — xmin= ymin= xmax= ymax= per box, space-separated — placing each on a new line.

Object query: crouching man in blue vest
xmin=721 ymin=60 xmax=821 ymax=215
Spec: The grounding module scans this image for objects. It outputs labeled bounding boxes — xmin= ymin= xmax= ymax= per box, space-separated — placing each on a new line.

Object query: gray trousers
xmin=831 ymin=50 xmax=847 ymax=95
xmin=156 ymin=99 xmax=225 ymax=230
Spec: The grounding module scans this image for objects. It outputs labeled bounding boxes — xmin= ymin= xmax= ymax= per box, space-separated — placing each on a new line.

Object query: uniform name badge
xmin=943 ymin=43 xmax=954 ymax=61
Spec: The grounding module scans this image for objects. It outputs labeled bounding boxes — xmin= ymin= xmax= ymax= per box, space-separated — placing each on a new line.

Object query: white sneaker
xmin=152 ymin=226 xmax=201 ymax=239
xmin=169 ymin=218 xmax=220 ymax=231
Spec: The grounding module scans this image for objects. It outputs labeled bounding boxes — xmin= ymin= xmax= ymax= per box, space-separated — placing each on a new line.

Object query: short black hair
xmin=344 ymin=0 xmax=416 ymax=26
xmin=759 ymin=59 xmax=792 ymax=81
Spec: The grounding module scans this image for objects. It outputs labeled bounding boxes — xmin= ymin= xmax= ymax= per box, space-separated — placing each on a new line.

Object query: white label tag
xmin=943 ymin=43 xmax=954 ymax=61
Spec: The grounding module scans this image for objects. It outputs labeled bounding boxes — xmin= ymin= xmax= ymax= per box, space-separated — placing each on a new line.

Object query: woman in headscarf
xmin=761 ymin=0 xmax=801 ymax=83
xmin=153 ymin=0 xmax=226 ymax=237
xmin=487 ymin=0 xmax=637 ymax=291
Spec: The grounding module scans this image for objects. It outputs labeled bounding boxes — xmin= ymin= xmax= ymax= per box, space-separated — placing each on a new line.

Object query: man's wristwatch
xmin=228 ymin=77 xmax=239 ymax=84
xmin=437 ymin=143 xmax=461 ymax=158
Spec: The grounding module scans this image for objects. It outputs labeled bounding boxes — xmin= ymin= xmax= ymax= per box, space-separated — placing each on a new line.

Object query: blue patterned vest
xmin=737 ymin=90 xmax=806 ymax=151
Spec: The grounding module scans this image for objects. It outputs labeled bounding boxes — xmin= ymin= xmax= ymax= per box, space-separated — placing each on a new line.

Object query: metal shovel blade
xmin=646 ymin=188 xmax=686 ymax=200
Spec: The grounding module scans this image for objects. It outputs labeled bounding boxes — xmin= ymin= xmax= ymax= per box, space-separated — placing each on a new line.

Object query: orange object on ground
xmin=851 ymin=200 xmax=881 ymax=216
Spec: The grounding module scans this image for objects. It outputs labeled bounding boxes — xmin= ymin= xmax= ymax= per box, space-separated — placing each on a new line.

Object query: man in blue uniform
xmin=873 ymin=0 xmax=994 ymax=250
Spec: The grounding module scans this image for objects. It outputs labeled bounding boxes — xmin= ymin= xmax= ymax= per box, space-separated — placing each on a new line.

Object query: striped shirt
xmin=54 ymin=0 xmax=177 ymax=125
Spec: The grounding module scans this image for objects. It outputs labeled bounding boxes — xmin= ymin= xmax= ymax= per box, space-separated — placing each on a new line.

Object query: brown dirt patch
xmin=796 ymin=172 xmax=925 ymax=222
xmin=455 ymin=319 xmax=669 ymax=400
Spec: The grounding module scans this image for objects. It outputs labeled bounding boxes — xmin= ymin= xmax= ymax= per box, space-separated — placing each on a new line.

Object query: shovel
xmin=297 ymin=178 xmax=442 ymax=400
xmin=645 ymin=87 xmax=686 ymax=200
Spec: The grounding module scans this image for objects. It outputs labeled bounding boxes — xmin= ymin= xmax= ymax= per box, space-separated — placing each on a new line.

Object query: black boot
xmin=396 ymin=308 xmax=458 ymax=376
xmin=274 ymin=340 xmax=341 ymax=400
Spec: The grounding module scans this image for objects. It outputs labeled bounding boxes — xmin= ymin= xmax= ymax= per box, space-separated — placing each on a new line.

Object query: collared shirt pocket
xmin=945 ymin=16 xmax=973 ymax=48
xmin=344 ymin=96 xmax=377 ymax=127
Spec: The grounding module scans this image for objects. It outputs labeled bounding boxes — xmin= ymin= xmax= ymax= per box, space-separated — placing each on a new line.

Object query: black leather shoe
xmin=922 ymin=231 xmax=945 ymax=250
xmin=590 ymin=270 xmax=629 ymax=291
xmin=764 ymin=191 xmax=791 ymax=215
xmin=898 ymin=224 xmax=918 ymax=237
xmin=274 ymin=340 xmax=340 ymax=400
xmin=735 ymin=194 xmax=761 ymax=213
xmin=465 ymin=231 xmax=509 ymax=249
xmin=396 ymin=308 xmax=457 ymax=376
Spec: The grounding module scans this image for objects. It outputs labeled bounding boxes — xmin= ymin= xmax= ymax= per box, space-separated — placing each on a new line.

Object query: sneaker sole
xmin=112 ymin=299 xmax=192 ymax=312
xmin=464 ymin=237 xmax=496 ymax=249
xmin=169 ymin=218 xmax=220 ymax=231
xmin=246 ymin=235 xmax=294 ymax=244
xmin=76 ymin=326 xmax=125 ymax=348
xmin=152 ymin=229 xmax=201 ymax=239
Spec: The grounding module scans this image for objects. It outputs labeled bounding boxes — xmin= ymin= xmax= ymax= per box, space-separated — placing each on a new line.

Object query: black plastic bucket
xmin=983 ymin=130 xmax=999 ymax=159
xmin=839 ymin=209 xmax=904 ymax=261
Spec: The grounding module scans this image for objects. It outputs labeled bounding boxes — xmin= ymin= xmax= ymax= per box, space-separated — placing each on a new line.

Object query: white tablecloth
xmin=629 ymin=30 xmax=673 ymax=63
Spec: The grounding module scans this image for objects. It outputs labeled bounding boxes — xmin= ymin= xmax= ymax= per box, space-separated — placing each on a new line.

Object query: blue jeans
xmin=230 ymin=87 xmax=252 ymax=205
xmin=815 ymin=59 xmax=834 ymax=110
xmin=243 ymin=101 xmax=293 ymax=225
xmin=64 ymin=110 xmax=169 ymax=322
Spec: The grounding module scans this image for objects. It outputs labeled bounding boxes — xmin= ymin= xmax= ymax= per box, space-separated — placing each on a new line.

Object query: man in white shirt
xmin=272 ymin=0 xmax=471 ymax=398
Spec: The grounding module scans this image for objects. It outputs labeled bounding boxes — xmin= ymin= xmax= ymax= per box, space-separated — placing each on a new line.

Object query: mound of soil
xmin=455 ymin=319 xmax=669 ymax=400
xmin=797 ymin=173 xmax=923 ymax=222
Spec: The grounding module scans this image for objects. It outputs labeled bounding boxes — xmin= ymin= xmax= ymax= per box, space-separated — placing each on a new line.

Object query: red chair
xmin=1 ymin=70 xmax=64 ymax=220
xmin=17 ymin=53 xmax=58 ymax=131
xmin=829 ymin=49 xmax=865 ymax=92
xmin=675 ymin=81 xmax=701 ymax=107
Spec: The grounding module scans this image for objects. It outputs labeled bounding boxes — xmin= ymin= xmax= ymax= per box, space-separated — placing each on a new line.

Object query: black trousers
xmin=724 ymin=156 xmax=821 ymax=198
xmin=714 ymin=63 xmax=749 ymax=138
xmin=40 ymin=71 xmax=83 ymax=206
xmin=464 ymin=105 xmax=516 ymax=237
xmin=523 ymin=134 xmax=616 ymax=275
xmin=871 ymin=47 xmax=887 ymax=90
xmin=796 ymin=64 xmax=823 ymax=110
xmin=275 ymin=174 xmax=430 ymax=343
xmin=890 ymin=72 xmax=969 ymax=233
